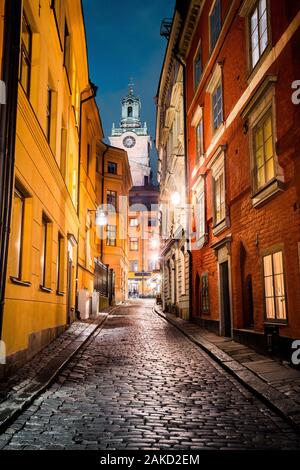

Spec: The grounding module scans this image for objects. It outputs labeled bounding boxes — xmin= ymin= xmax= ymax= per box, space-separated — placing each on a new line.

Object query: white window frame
xmin=209 ymin=0 xmax=222 ymax=53
xmin=206 ymin=64 xmax=223 ymax=135
xmin=207 ymin=146 xmax=229 ymax=236
xmin=193 ymin=40 xmax=202 ymax=91
xmin=262 ymin=249 xmax=287 ymax=323
xmin=242 ymin=77 xmax=284 ymax=208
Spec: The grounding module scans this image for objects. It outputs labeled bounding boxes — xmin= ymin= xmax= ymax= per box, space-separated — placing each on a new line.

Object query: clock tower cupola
xmin=109 ymin=80 xmax=152 ymax=187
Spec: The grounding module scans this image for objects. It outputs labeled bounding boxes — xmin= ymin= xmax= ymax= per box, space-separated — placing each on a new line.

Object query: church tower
xmin=109 ymin=82 xmax=152 ymax=187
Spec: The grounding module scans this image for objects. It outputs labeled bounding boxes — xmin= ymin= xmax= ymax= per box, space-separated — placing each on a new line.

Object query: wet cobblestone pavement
xmin=1 ymin=300 xmax=300 ymax=450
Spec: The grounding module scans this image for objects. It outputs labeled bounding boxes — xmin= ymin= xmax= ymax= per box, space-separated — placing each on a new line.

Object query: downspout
xmin=75 ymin=82 xmax=98 ymax=316
xmin=174 ymin=52 xmax=193 ymax=321
xmin=0 ymin=0 xmax=22 ymax=339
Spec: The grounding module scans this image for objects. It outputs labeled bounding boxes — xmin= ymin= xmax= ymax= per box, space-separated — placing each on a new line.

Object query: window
xmin=85 ymin=227 xmax=91 ymax=267
xmin=20 ymin=13 xmax=32 ymax=97
xmin=130 ymin=260 xmax=139 ymax=272
xmin=64 ymin=20 xmax=71 ymax=80
xmin=194 ymin=45 xmax=202 ymax=89
xmin=263 ymin=251 xmax=287 ymax=321
xmin=128 ymin=106 xmax=133 ymax=117
xmin=207 ymin=147 xmax=227 ymax=235
xmin=196 ymin=189 xmax=205 ymax=239
xmin=195 ymin=120 xmax=204 ymax=163
xmin=148 ymin=260 xmax=156 ymax=272
xmin=41 ymin=215 xmax=51 ymax=289
xmin=96 ymin=146 xmax=101 ymax=174
xmin=51 ymin=0 xmax=63 ymax=42
xmin=212 ymin=83 xmax=223 ymax=131
xmin=10 ymin=189 xmax=25 ymax=279
xmin=130 ymin=238 xmax=138 ymax=251
xmin=87 ymin=144 xmax=91 ymax=175
xmin=253 ymin=112 xmax=275 ymax=191
xmin=214 ymin=171 xmax=225 ymax=224
xmin=201 ymin=273 xmax=209 ymax=313
xmin=180 ymin=250 xmax=185 ymax=296
xmin=148 ymin=218 xmax=157 ymax=227
xmin=107 ymin=190 xmax=117 ymax=210
xmin=106 ymin=225 xmax=117 ymax=247
xmin=57 ymin=234 xmax=65 ymax=294
xmin=60 ymin=124 xmax=67 ymax=177
xmin=46 ymin=86 xmax=52 ymax=142
xmin=250 ymin=0 xmax=269 ymax=69
xmin=130 ymin=218 xmax=139 ymax=227
xmin=210 ymin=0 xmax=221 ymax=51
xmin=108 ymin=161 xmax=117 ymax=174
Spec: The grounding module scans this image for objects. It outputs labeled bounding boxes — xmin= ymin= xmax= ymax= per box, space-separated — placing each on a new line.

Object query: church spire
xmin=128 ymin=77 xmax=135 ymax=96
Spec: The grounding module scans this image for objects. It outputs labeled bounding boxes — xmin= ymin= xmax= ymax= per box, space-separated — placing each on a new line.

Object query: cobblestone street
xmin=1 ymin=300 xmax=300 ymax=450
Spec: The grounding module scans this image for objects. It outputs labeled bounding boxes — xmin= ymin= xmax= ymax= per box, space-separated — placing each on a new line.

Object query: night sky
xmin=82 ymin=0 xmax=175 ymax=181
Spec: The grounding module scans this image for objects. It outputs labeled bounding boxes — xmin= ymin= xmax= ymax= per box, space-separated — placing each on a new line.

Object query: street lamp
xmin=150 ymin=238 xmax=159 ymax=249
xmin=95 ymin=210 xmax=108 ymax=227
xmin=171 ymin=191 xmax=181 ymax=206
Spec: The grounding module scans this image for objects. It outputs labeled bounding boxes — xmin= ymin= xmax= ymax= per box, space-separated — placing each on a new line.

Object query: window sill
xmin=252 ymin=179 xmax=285 ymax=208
xmin=56 ymin=291 xmax=65 ymax=297
xmin=246 ymin=45 xmax=272 ymax=85
xmin=213 ymin=217 xmax=230 ymax=237
xmin=10 ymin=277 xmax=31 ymax=287
xmin=264 ymin=320 xmax=288 ymax=326
xmin=40 ymin=285 xmax=52 ymax=293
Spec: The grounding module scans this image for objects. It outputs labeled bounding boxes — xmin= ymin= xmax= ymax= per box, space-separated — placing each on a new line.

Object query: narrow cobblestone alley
xmin=0 ymin=300 xmax=300 ymax=450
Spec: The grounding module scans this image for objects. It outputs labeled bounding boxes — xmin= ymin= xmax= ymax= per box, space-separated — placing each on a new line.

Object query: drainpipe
xmin=0 ymin=0 xmax=22 ymax=339
xmin=75 ymin=82 xmax=98 ymax=316
xmin=174 ymin=52 xmax=193 ymax=321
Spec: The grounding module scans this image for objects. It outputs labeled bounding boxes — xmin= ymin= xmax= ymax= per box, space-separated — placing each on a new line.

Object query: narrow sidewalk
xmin=0 ymin=306 xmax=116 ymax=433
xmin=153 ymin=306 xmax=300 ymax=431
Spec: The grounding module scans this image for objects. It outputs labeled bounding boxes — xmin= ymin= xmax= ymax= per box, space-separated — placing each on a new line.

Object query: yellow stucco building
xmin=97 ymin=143 xmax=132 ymax=304
xmin=0 ymin=0 xmax=90 ymax=374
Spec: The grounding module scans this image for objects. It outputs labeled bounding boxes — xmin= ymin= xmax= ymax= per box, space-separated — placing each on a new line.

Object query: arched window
xmin=128 ymin=106 xmax=133 ymax=117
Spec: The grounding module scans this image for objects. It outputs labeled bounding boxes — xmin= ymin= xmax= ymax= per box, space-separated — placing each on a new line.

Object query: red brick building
xmin=173 ymin=0 xmax=300 ymax=355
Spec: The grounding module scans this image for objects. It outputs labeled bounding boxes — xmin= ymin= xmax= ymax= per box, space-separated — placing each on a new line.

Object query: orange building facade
xmin=183 ymin=0 xmax=300 ymax=354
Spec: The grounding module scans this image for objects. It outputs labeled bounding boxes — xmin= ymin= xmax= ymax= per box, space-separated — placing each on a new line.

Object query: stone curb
xmin=153 ymin=306 xmax=300 ymax=433
xmin=0 ymin=306 xmax=119 ymax=434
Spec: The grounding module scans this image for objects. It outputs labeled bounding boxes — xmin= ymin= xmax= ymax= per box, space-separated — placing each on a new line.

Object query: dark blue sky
xmin=82 ymin=0 xmax=175 ymax=179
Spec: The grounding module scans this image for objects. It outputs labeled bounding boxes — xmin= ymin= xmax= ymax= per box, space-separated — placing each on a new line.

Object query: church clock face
xmin=123 ymin=136 xmax=136 ymax=148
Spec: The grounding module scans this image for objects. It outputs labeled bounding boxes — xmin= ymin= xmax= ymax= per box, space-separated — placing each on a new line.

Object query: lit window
xmin=214 ymin=171 xmax=225 ymax=225
xmin=10 ymin=189 xmax=25 ymax=279
xmin=210 ymin=0 xmax=221 ymax=51
xmin=130 ymin=260 xmax=139 ymax=272
xmin=20 ymin=13 xmax=32 ymax=97
xmin=130 ymin=238 xmax=138 ymax=251
xmin=106 ymin=225 xmax=117 ymax=247
xmin=107 ymin=190 xmax=117 ymax=210
xmin=57 ymin=234 xmax=65 ymax=294
xmin=195 ymin=119 xmax=204 ymax=163
xmin=253 ymin=113 xmax=275 ymax=191
xmin=212 ymin=83 xmax=223 ymax=131
xmin=196 ymin=190 xmax=205 ymax=239
xmin=250 ymin=0 xmax=269 ymax=69
xmin=130 ymin=218 xmax=139 ymax=227
xmin=41 ymin=215 xmax=51 ymax=289
xmin=263 ymin=251 xmax=287 ymax=321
